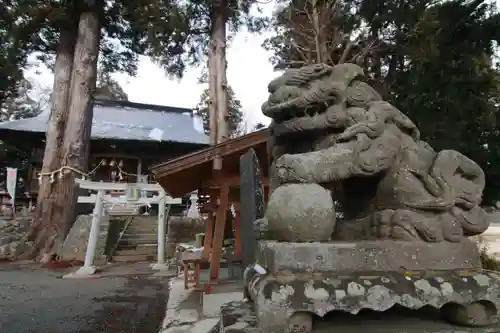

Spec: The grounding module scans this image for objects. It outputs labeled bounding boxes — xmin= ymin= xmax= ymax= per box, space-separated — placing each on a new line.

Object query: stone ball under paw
xmin=265 ymin=183 xmax=335 ymax=241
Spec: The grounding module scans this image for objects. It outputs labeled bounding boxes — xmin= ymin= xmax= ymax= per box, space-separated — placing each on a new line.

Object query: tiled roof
xmin=0 ymin=99 xmax=209 ymax=145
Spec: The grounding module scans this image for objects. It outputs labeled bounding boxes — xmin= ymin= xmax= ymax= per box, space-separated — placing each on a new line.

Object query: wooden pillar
xmin=234 ymin=209 xmax=241 ymax=258
xmin=203 ymin=210 xmax=215 ymax=259
xmin=209 ymin=182 xmax=230 ymax=281
xmin=264 ymin=186 xmax=269 ymax=208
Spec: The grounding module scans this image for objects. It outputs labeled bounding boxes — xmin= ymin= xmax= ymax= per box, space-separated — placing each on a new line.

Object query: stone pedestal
xmin=254 ymin=239 xmax=482 ymax=273
xmin=235 ymin=240 xmax=500 ymax=333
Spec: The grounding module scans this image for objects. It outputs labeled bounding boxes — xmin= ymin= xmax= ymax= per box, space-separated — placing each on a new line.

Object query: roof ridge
xmin=93 ymin=99 xmax=193 ymax=114
xmin=0 ymin=101 xmax=209 ymax=145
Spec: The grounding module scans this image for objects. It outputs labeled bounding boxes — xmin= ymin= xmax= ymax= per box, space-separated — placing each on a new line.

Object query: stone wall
xmin=56 ymin=215 xmax=206 ymax=262
xmin=57 ymin=214 xmax=110 ymax=263
xmin=0 ymin=213 xmax=207 ymax=262
xmin=0 ymin=216 xmax=35 ymax=260
xmin=166 ymin=216 xmax=206 ymax=258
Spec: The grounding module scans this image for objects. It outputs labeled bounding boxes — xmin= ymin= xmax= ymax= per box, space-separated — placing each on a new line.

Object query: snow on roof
xmin=0 ymin=99 xmax=209 ymax=145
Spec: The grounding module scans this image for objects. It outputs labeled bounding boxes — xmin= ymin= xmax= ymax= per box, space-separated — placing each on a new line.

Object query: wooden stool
xmin=182 ymin=252 xmax=204 ymax=289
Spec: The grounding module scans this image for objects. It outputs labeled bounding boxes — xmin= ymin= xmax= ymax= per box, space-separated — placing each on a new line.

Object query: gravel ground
xmin=0 ymin=263 xmax=169 ymax=333
xmin=3 ymin=262 xmax=499 ymax=333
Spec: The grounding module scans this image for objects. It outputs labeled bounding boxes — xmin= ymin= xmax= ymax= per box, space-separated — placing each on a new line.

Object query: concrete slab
xmin=203 ymin=292 xmax=243 ymax=318
xmin=191 ymin=318 xmax=220 ymax=333
xmin=160 ymin=277 xmax=243 ymax=333
xmin=162 ymin=279 xmax=201 ymax=329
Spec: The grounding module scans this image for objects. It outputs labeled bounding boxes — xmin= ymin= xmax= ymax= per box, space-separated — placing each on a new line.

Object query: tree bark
xmin=208 ymin=56 xmax=218 ymax=146
xmin=210 ymin=0 xmax=229 ymax=170
xmin=209 ymin=0 xmax=229 ymax=170
xmin=28 ymin=9 xmax=101 ymax=261
xmin=312 ymin=0 xmax=322 ymax=63
xmin=27 ymin=25 xmax=77 ymax=261
xmin=213 ymin=0 xmax=229 ymax=144
xmin=56 ymin=9 xmax=101 ymax=245
xmin=311 ymin=0 xmax=328 ymax=64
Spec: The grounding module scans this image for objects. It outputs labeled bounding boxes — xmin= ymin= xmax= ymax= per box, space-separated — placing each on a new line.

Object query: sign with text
xmin=6 ymin=167 xmax=17 ymax=206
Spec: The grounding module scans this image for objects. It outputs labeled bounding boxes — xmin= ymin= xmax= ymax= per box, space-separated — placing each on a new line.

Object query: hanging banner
xmin=6 ymin=167 xmax=17 ymax=208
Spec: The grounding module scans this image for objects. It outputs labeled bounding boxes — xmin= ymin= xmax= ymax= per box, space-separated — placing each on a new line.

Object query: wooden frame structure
xmin=152 ymin=129 xmax=269 ymax=289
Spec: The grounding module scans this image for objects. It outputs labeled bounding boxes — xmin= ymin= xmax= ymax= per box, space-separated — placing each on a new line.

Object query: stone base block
xmin=256 ymin=239 xmax=481 ymax=274
xmin=62 ymin=266 xmax=97 ymax=279
xmin=246 ymin=269 xmax=500 ymax=333
xmin=150 ymin=263 xmax=169 ymax=271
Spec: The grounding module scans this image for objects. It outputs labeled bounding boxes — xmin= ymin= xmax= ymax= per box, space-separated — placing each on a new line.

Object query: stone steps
xmin=96 ymin=219 xmax=110 ymax=260
xmin=114 ymin=244 xmax=157 ymax=256
xmin=94 ymin=254 xmax=108 ymax=265
xmin=110 ymin=216 xmax=162 ymax=263
xmin=127 ymin=224 xmax=158 ymax=233
xmin=120 ymin=233 xmax=158 ymax=244
xmin=112 ymin=253 xmax=157 ymax=262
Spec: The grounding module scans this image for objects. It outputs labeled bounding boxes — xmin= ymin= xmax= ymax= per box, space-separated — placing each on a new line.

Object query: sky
xmin=20 ymin=0 xmax=500 ymax=129
xmin=25 ymin=1 xmax=279 ymax=129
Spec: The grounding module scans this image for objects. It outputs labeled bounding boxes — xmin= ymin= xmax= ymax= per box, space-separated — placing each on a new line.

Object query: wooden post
xmin=239 ymin=149 xmax=264 ymax=271
xmin=264 ymin=186 xmax=269 ymax=209
xmin=203 ymin=210 xmax=215 ymax=259
xmin=209 ymin=183 xmax=230 ymax=281
xmin=235 ymin=209 xmax=241 ymax=258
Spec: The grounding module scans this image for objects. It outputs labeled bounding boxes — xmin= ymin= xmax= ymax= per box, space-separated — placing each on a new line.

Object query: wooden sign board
xmin=239 ymin=148 xmax=264 ymax=273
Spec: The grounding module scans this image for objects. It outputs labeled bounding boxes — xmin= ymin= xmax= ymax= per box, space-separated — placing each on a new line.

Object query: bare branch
xmin=339 ymin=34 xmax=359 ymax=64
xmin=278 ymin=0 xmax=372 ymax=67
xmin=353 ymin=39 xmax=377 ymax=65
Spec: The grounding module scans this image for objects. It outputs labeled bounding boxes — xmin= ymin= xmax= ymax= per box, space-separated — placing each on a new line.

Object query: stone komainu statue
xmin=261 ymin=63 xmax=491 ymax=243
xmin=232 ymin=64 xmax=500 ymax=333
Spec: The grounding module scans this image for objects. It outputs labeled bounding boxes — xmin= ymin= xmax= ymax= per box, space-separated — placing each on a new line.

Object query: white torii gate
xmin=68 ymin=179 xmax=198 ymax=277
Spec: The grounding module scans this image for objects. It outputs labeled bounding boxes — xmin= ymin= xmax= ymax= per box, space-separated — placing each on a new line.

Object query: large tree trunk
xmin=27 ymin=25 xmax=77 ymax=261
xmin=210 ymin=0 xmax=229 ymax=170
xmin=214 ymin=4 xmax=229 ymax=144
xmin=29 ymin=10 xmax=101 ymax=261
xmin=56 ymin=9 xmax=101 ymax=245
xmin=208 ymin=57 xmax=218 ymax=147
